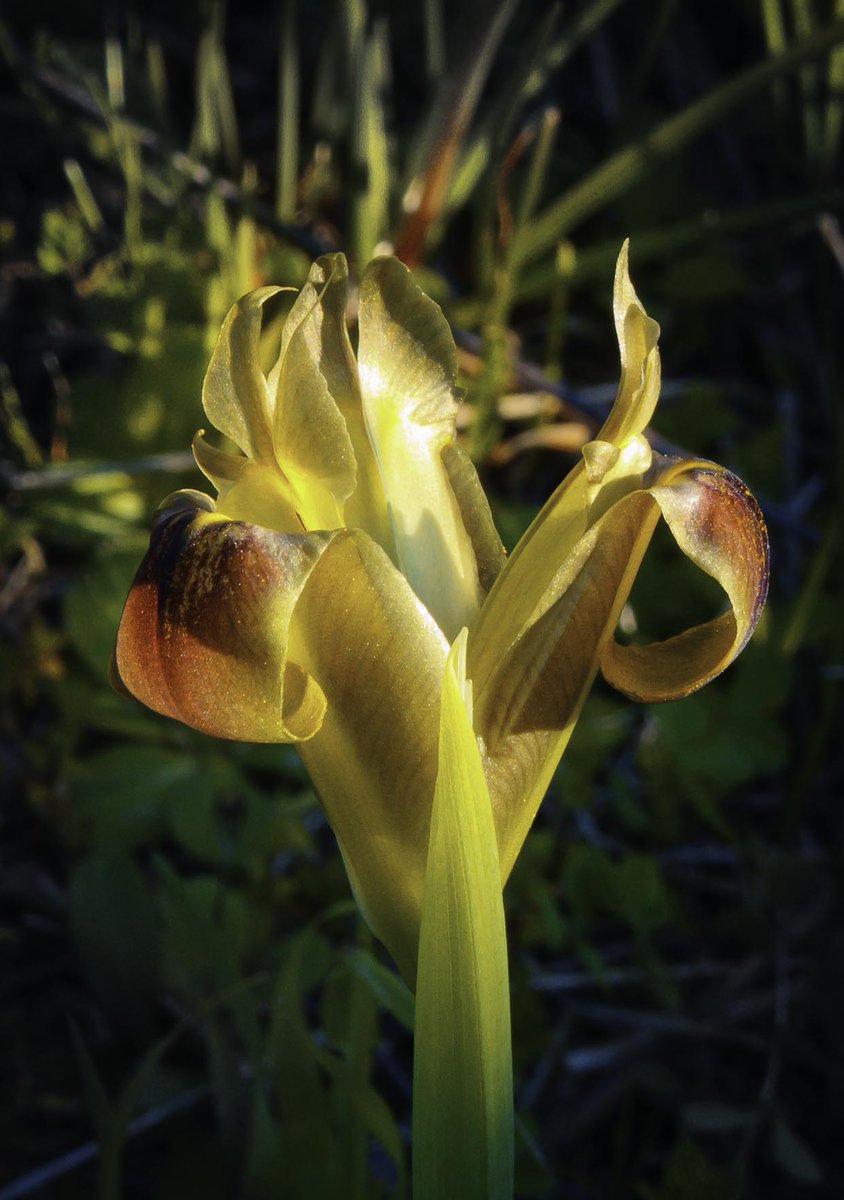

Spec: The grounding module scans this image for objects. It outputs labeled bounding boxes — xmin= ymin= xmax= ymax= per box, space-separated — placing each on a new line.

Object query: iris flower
xmin=112 ymin=246 xmax=768 ymax=985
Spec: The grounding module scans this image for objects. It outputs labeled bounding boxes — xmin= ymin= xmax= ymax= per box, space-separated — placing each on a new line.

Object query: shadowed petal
xmin=192 ymin=431 xmax=302 ymax=533
xmin=472 ymin=458 xmax=768 ymax=882
xmin=291 ymin=528 xmax=450 ymax=983
xmin=473 ymin=490 xmax=660 ymax=881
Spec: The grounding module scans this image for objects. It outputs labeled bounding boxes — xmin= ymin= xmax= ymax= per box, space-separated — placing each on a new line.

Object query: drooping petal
xmin=472 ymin=490 xmax=660 ymax=881
xmin=471 ymin=458 xmax=768 ymax=883
xmin=202 ymin=286 xmax=286 ymax=463
xmin=113 ymin=494 xmax=452 ymax=977
xmin=112 ymin=490 xmax=332 ymax=742
xmin=290 ymin=528 xmax=450 ymax=984
xmin=357 ymin=256 xmax=489 ymax=640
xmin=600 ymin=457 xmax=770 ymax=701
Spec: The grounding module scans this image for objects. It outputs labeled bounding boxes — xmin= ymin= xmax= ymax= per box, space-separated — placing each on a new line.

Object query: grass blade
xmin=515 ymin=17 xmax=844 ymax=265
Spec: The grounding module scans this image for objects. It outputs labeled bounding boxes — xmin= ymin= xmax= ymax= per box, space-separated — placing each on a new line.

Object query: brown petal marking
xmin=113 ymin=491 xmax=329 ymax=742
xmin=600 ymin=465 xmax=769 ymax=702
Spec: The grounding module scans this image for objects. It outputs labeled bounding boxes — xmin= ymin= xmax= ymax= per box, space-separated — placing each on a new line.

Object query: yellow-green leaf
xmin=412 ymin=630 xmax=513 ymax=1200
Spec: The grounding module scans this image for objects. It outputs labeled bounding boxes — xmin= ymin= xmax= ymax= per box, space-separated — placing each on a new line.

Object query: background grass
xmin=1 ymin=1 xmax=843 ymax=1196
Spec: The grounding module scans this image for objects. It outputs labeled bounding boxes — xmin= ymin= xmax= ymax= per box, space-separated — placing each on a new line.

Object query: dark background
xmin=2 ymin=1 xmax=843 ymax=1196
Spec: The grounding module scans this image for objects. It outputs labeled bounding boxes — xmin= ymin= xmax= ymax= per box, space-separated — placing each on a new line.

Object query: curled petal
xmin=600 ymin=458 xmax=770 ymax=701
xmin=471 ymin=458 xmax=768 ymax=882
xmin=473 ymin=491 xmax=661 ymax=881
xmin=112 ymin=490 xmax=332 ymax=742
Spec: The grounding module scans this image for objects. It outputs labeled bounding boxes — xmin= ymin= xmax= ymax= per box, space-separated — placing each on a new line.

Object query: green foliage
xmin=3 ymin=1 xmax=842 ymax=1196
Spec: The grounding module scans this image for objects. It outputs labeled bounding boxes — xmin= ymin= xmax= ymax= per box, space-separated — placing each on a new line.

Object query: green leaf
xmin=68 ymin=745 xmax=206 ymax=850
xmin=65 ymin=549 xmax=148 ymax=679
xmin=68 ymin=852 xmax=160 ymax=1038
xmin=514 ymin=18 xmax=844 ymax=263
xmin=412 ymin=630 xmax=513 ymax=1200
xmin=346 ymin=947 xmax=416 ymax=1032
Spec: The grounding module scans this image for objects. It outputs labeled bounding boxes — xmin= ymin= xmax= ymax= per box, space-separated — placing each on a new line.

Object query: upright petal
xmin=357 ymin=257 xmax=490 ymax=640
xmin=598 ymin=239 xmax=662 ymax=446
xmin=469 ymin=242 xmax=658 ymax=688
xmin=202 ymin=286 xmax=286 ymax=463
xmin=269 ymin=254 xmax=394 ymax=552
xmin=271 ymin=313 xmax=357 ymax=530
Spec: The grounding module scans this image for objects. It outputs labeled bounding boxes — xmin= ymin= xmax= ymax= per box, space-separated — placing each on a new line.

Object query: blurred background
xmin=1 ymin=1 xmax=843 ymax=1196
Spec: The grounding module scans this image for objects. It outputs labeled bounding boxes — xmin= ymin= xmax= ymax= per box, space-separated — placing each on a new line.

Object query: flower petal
xmin=472 ymin=490 xmax=661 ymax=881
xmin=357 ymin=256 xmax=485 ymax=639
xmin=468 ymin=416 xmax=654 ymax=702
xmin=202 ymin=286 xmax=285 ymax=462
xmin=272 ymin=313 xmax=357 ymax=529
xmin=600 ymin=458 xmax=770 ymax=701
xmin=441 ymin=443 xmax=506 ymax=594
xmin=269 ymin=254 xmax=394 ymax=550
xmin=112 ymin=490 xmax=332 ymax=742
xmin=471 ymin=458 xmax=768 ymax=881
xmin=290 ymin=528 xmax=450 ymax=983
xmin=192 ymin=431 xmax=303 ymax=533
xmin=597 ymin=239 xmax=661 ymax=446
xmin=468 ymin=242 xmax=660 ymax=702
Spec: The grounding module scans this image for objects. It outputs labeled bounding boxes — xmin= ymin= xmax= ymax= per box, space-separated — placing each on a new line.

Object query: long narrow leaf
xmin=515 ymin=17 xmax=844 ymax=265
xmin=413 ymin=630 xmax=513 ymax=1200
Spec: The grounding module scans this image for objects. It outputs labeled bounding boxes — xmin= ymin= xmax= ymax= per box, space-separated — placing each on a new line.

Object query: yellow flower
xmin=112 ymin=246 xmax=768 ymax=984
